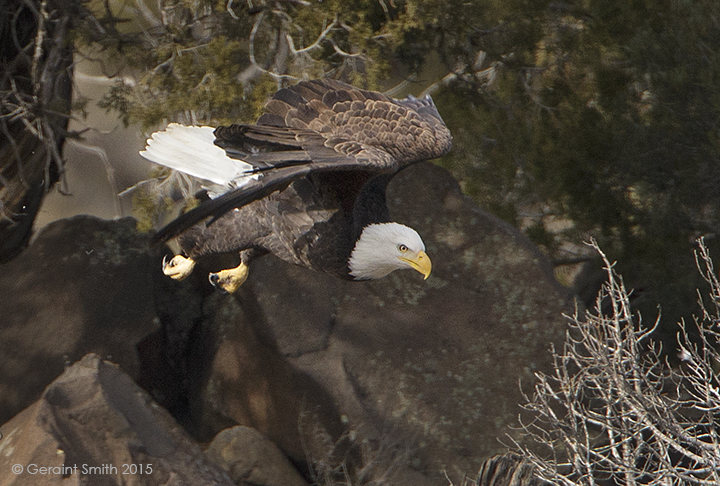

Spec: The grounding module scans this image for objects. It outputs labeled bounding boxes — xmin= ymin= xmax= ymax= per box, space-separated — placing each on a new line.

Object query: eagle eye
xmin=398 ymin=244 xmax=409 ymax=252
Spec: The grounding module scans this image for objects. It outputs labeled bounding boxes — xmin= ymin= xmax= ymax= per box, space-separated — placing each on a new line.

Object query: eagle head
xmin=348 ymin=223 xmax=432 ymax=280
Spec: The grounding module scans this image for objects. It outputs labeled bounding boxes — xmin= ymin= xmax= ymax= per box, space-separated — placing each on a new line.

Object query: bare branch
xmin=514 ymin=238 xmax=720 ymax=485
xmin=64 ymin=138 xmax=121 ymax=217
xmin=248 ymin=11 xmax=298 ymax=82
xmin=286 ymin=16 xmax=337 ymax=56
xmin=226 ymin=0 xmax=240 ymax=20
xmin=31 ymin=0 xmax=48 ymax=96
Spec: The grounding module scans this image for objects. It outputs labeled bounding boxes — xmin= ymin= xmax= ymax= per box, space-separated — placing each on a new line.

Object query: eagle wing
xmin=152 ymin=79 xmax=452 ymax=243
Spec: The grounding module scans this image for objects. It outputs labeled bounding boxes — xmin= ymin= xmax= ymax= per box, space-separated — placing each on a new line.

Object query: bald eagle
xmin=140 ymin=79 xmax=452 ymax=293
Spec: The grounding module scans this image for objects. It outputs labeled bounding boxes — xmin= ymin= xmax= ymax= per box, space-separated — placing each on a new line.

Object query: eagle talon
xmin=208 ymin=263 xmax=249 ymax=294
xmin=162 ymin=255 xmax=196 ymax=281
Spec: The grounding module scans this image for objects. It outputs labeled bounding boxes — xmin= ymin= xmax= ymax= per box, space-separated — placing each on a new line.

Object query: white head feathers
xmin=349 ymin=223 xmax=430 ymax=280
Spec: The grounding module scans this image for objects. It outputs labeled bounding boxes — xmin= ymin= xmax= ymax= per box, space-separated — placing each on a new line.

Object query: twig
xmin=286 ymin=17 xmax=337 ymax=55
xmin=31 ymin=0 xmax=48 ymax=97
xmin=248 ymin=11 xmax=298 ymax=82
xmin=226 ymin=0 xmax=240 ymax=20
xmin=329 ymin=38 xmax=367 ymax=59
xmin=513 ymin=238 xmax=720 ymax=484
xmin=64 ymin=139 xmax=121 ymax=217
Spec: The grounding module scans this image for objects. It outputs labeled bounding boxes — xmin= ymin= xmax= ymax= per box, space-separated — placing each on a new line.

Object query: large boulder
xmin=187 ymin=163 xmax=571 ymax=483
xmin=0 ymin=214 xmax=345 ymax=479
xmin=177 ymin=293 xmax=346 ymax=465
xmin=0 ymin=354 xmax=235 ymax=486
xmin=0 ymin=216 xmax=159 ymax=426
xmin=0 ymin=163 xmax=571 ymax=485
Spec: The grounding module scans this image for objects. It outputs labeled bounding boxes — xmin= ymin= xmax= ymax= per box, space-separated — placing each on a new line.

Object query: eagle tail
xmin=140 ymin=124 xmax=255 ymax=194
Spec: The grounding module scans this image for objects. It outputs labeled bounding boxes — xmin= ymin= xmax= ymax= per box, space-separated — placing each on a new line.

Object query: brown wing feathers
xmin=216 ymin=79 xmax=446 ymax=173
xmin=152 ymin=79 xmax=451 ymax=244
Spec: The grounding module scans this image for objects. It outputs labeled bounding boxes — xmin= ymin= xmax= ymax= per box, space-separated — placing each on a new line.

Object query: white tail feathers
xmin=140 ymin=124 xmax=256 ymax=196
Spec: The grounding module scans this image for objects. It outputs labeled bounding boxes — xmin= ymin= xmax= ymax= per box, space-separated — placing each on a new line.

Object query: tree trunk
xmin=0 ymin=0 xmax=75 ymax=262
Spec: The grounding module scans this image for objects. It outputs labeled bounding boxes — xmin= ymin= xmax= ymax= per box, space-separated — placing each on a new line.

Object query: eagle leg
xmin=208 ymin=262 xmax=249 ymax=294
xmin=207 ymin=248 xmax=265 ymax=293
xmin=162 ymin=254 xmax=196 ymax=280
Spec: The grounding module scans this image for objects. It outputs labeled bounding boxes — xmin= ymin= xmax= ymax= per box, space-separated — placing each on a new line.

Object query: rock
xmin=182 ymin=293 xmax=345 ymax=466
xmin=0 ymin=163 xmax=572 ymax=485
xmin=0 ymin=216 xmax=160 ymax=426
xmin=0 ymin=213 xmax=346 ymax=480
xmin=206 ymin=426 xmax=308 ymax=486
xmin=248 ymin=256 xmax=341 ymax=356
xmin=234 ymin=163 xmax=572 ymax=482
xmin=0 ymin=354 xmax=235 ymax=486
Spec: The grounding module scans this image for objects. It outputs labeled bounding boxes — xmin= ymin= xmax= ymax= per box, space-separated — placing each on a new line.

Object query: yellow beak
xmin=400 ymin=250 xmax=432 ymax=280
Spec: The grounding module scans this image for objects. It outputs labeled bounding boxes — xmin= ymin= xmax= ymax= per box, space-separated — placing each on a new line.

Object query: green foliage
xmin=97 ymin=83 xmax=134 ymax=126
xmin=429 ymin=0 xmax=720 ymax=342
xmin=86 ymin=0 xmax=720 ymax=341
xmin=132 ymin=187 xmax=173 ymax=233
xmin=139 ymin=36 xmax=251 ymax=127
xmin=89 ymin=0 xmax=462 ymax=127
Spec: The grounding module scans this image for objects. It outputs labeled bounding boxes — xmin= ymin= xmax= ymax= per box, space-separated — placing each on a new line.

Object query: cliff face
xmin=0 ymin=163 xmax=571 ymax=485
xmin=0 ymin=216 xmax=158 ymax=424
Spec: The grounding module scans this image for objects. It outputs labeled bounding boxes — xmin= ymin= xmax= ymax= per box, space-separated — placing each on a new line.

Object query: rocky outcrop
xmin=0 ymin=162 xmax=571 ymax=485
xmin=0 ymin=354 xmax=235 ymax=486
xmin=177 ymin=293 xmax=345 ymax=465
xmin=0 ymin=214 xmax=344 ymax=483
xmin=0 ymin=217 xmax=159 ymax=426
xmin=173 ymin=163 xmax=571 ymax=482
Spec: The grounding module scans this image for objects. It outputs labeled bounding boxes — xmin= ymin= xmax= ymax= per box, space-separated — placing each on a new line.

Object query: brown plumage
xmin=141 ymin=79 xmax=451 ymax=291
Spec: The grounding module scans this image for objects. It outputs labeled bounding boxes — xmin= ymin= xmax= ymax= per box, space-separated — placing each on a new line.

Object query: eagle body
xmin=140 ymin=79 xmax=451 ymax=291
xmin=177 ymin=173 xmax=369 ymax=280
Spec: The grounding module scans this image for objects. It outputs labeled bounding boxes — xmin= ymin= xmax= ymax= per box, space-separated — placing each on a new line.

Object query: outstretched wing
xmin=152 ymin=79 xmax=452 ymax=243
xmin=218 ymin=78 xmax=451 ymax=171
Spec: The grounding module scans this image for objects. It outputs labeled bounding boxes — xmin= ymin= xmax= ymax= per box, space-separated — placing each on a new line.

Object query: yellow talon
xmin=208 ymin=263 xmax=249 ymax=293
xmin=162 ymin=255 xmax=196 ymax=281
